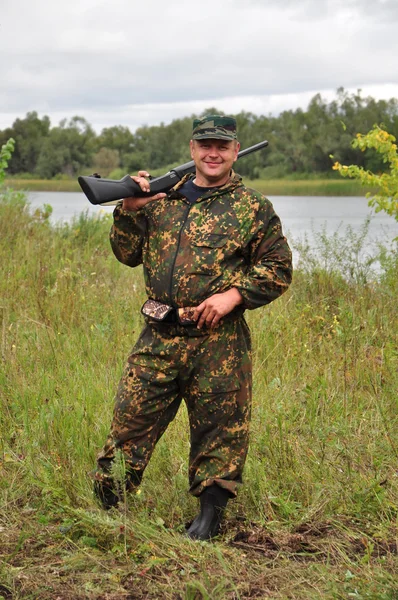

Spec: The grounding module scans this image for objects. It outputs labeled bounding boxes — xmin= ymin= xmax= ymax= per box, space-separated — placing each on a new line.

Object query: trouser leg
xmin=94 ymin=318 xmax=252 ymax=503
xmin=185 ymin=318 xmax=252 ymax=497
xmin=95 ymin=325 xmax=181 ymax=489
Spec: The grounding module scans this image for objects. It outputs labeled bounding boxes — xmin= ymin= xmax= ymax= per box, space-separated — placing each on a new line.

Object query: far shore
xmin=5 ymin=177 xmax=373 ymax=196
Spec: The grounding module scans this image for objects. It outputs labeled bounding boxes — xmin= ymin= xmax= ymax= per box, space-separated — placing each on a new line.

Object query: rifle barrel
xmin=237 ymin=140 xmax=268 ymax=159
xmin=78 ymin=140 xmax=269 ymax=206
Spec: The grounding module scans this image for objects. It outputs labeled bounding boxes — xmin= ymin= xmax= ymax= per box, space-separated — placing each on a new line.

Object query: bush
xmin=332 ymin=126 xmax=398 ymax=224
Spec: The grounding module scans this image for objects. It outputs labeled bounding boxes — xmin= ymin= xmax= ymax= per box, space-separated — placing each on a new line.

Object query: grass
xmin=4 ymin=177 xmax=374 ymax=196
xmin=248 ymin=178 xmax=375 ymax=197
xmin=0 ymin=189 xmax=397 ymax=599
xmin=4 ymin=178 xmax=82 ymax=192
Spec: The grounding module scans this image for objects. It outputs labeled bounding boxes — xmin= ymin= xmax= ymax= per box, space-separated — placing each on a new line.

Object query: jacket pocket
xmin=188 ymin=233 xmax=229 ymax=276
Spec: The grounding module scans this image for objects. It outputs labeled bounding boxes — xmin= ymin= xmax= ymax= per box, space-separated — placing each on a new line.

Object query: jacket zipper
xmin=166 ymin=177 xmax=242 ymax=306
xmin=168 ymin=202 xmax=193 ymax=306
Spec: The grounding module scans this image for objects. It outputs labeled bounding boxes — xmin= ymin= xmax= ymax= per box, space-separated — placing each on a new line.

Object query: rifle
xmin=78 ymin=140 xmax=268 ymax=206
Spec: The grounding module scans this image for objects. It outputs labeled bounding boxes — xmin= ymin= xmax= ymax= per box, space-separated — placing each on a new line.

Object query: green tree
xmin=234 ymin=112 xmax=272 ymax=178
xmin=2 ymin=89 xmax=398 ymax=179
xmin=96 ymin=125 xmax=134 ymax=168
xmin=123 ymin=150 xmax=150 ymax=173
xmin=0 ymin=112 xmax=50 ymax=174
xmin=36 ymin=116 xmax=96 ymax=178
xmin=271 ymin=107 xmax=310 ymax=174
xmin=91 ymin=147 xmax=120 ymax=177
xmin=0 ymin=138 xmax=15 ymax=185
xmin=332 ymin=125 xmax=398 ymax=221
xmin=132 ymin=116 xmax=192 ymax=170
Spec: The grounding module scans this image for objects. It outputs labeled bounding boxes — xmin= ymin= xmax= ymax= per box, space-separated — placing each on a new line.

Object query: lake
xmin=27 ymin=191 xmax=398 ymax=266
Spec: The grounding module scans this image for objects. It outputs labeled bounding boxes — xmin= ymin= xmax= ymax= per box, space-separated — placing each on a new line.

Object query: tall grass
xmin=0 ymin=190 xmax=397 ymax=599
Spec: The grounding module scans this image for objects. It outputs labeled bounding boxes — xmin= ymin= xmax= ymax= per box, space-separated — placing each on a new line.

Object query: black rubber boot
xmin=186 ymin=485 xmax=231 ymax=541
xmin=93 ymin=479 xmax=121 ymax=510
xmin=93 ymin=466 xmax=143 ymax=510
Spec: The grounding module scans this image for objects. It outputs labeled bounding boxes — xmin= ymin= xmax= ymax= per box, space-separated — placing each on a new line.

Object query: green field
xmin=4 ymin=177 xmax=374 ymax=196
xmin=0 ymin=190 xmax=397 ymax=599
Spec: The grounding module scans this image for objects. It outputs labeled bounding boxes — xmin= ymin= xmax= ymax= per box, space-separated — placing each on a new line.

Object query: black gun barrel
xmin=234 ymin=140 xmax=269 ymax=159
xmin=78 ymin=140 xmax=268 ymax=206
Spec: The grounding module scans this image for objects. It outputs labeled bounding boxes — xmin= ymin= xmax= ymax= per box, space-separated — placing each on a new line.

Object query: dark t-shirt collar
xmin=178 ymin=178 xmax=220 ymax=204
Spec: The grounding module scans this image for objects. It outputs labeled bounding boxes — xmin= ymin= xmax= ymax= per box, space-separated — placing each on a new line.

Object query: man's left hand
xmin=194 ymin=288 xmax=243 ymax=329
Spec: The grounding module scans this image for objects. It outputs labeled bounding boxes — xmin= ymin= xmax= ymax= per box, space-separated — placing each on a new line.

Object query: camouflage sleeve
xmin=109 ymin=203 xmax=148 ymax=267
xmin=235 ymin=197 xmax=293 ymax=309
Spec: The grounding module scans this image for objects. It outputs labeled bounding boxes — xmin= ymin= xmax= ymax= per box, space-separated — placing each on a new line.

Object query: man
xmin=93 ymin=115 xmax=292 ymax=540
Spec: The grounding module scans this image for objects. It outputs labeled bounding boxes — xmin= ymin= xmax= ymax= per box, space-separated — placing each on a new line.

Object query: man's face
xmin=190 ymin=138 xmax=240 ymax=187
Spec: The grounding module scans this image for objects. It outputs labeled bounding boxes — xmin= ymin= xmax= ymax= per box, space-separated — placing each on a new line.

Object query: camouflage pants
xmin=95 ymin=315 xmax=252 ymax=497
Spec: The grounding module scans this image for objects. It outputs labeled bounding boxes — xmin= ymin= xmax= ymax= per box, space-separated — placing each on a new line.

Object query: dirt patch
xmin=349 ymin=536 xmax=398 ymax=558
xmin=0 ymin=584 xmax=13 ymax=600
xmin=230 ymin=527 xmax=322 ymax=560
xmin=229 ymin=519 xmax=398 ymax=564
xmin=1 ymin=516 xmax=397 ymax=599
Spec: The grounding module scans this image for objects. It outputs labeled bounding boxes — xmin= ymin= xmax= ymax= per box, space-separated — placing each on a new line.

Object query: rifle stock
xmin=78 ymin=140 xmax=268 ymax=206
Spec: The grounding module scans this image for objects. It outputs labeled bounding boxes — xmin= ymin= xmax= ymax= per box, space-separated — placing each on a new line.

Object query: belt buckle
xmin=177 ymin=307 xmax=197 ymax=325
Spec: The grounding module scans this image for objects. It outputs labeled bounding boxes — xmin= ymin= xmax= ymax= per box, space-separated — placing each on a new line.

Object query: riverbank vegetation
xmin=3 ymin=176 xmax=373 ymax=196
xmin=1 ymin=178 xmax=397 ymax=598
xmin=333 ymin=125 xmax=398 ymax=221
xmin=1 ymin=88 xmax=398 ymax=184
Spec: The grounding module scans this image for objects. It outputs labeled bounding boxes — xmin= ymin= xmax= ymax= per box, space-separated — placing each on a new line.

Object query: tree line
xmin=1 ymin=88 xmax=397 ymax=180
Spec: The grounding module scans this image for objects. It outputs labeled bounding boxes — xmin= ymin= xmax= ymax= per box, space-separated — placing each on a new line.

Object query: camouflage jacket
xmin=110 ymin=172 xmax=292 ymax=310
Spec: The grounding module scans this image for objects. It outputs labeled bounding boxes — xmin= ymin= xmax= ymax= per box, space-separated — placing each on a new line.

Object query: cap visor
xmin=193 ymin=134 xmax=236 ymax=141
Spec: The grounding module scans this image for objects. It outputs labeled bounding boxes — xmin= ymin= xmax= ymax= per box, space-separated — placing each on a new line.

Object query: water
xmin=27 ymin=191 xmax=111 ymax=223
xmin=27 ymin=191 xmax=398 ymax=266
xmin=27 ymin=190 xmax=398 ymax=237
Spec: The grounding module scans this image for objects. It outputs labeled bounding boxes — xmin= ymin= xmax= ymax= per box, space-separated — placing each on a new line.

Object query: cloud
xmin=243 ymin=0 xmax=398 ymax=22
xmin=0 ymin=0 xmax=397 ymax=132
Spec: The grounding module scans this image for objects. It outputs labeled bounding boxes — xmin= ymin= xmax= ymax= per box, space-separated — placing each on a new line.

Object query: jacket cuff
xmin=235 ymin=280 xmax=257 ymax=310
xmin=113 ymin=202 xmax=144 ymax=218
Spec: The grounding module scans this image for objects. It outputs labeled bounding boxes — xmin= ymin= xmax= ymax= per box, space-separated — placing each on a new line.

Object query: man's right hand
xmin=122 ymin=170 xmax=167 ymax=211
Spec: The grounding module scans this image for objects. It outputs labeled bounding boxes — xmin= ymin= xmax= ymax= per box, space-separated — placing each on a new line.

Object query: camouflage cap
xmin=192 ymin=114 xmax=237 ymax=141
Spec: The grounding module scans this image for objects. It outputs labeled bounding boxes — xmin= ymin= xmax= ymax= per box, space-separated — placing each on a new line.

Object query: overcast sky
xmin=1 ymin=0 xmax=397 ymax=133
